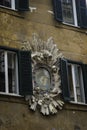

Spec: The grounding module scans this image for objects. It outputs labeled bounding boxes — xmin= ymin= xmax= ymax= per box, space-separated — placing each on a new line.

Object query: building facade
xmin=0 ymin=0 xmax=87 ymax=130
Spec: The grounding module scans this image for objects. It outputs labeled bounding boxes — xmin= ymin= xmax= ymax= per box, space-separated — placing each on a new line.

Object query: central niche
xmin=22 ymin=34 xmax=64 ymax=115
xmin=35 ymin=67 xmax=51 ymax=91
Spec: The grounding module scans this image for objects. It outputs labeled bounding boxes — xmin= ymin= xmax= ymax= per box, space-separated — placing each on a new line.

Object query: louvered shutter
xmin=82 ymin=64 xmax=87 ymax=103
xmin=15 ymin=0 xmax=29 ymax=11
xmin=60 ymin=59 xmax=70 ymax=101
xmin=76 ymin=0 xmax=87 ymax=28
xmin=53 ymin=0 xmax=63 ymax=22
xmin=18 ymin=50 xmax=33 ymax=96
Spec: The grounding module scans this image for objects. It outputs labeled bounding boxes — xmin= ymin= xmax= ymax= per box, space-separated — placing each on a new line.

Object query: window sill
xmin=64 ymin=101 xmax=87 ymax=112
xmin=0 ymin=92 xmax=26 ymax=105
xmin=0 ymin=92 xmax=22 ymax=97
xmin=62 ymin=22 xmax=79 ymax=28
xmin=0 ymin=5 xmax=24 ymax=19
xmin=0 ymin=5 xmax=16 ymax=11
xmin=70 ymin=101 xmax=87 ymax=106
xmin=55 ymin=21 xmax=87 ymax=34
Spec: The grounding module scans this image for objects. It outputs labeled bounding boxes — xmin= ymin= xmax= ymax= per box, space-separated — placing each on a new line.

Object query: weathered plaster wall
xmin=0 ymin=0 xmax=87 ymax=130
xmin=0 ymin=0 xmax=87 ymax=63
xmin=0 ymin=96 xmax=87 ymax=130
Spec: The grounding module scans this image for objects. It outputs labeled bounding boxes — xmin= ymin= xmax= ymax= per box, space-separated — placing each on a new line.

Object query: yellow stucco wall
xmin=0 ymin=0 xmax=87 ymax=63
xmin=0 ymin=0 xmax=87 ymax=130
xmin=0 ymin=96 xmax=87 ymax=130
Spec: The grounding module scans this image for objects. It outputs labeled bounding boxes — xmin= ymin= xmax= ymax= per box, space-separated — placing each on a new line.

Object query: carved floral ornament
xmin=21 ymin=33 xmax=64 ymax=116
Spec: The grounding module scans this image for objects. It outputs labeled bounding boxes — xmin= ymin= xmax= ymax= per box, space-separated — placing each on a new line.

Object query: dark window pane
xmin=0 ymin=0 xmax=3 ymax=5
xmin=67 ymin=64 xmax=74 ymax=101
xmin=4 ymin=0 xmax=11 ymax=7
xmin=75 ymin=65 xmax=85 ymax=102
xmin=67 ymin=63 xmax=85 ymax=103
xmin=74 ymin=65 xmax=82 ymax=102
xmin=8 ymin=52 xmax=17 ymax=94
xmin=62 ymin=0 xmax=74 ymax=24
xmin=0 ymin=0 xmax=11 ymax=8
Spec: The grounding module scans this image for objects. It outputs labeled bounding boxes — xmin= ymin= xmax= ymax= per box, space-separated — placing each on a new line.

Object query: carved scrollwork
xmin=21 ymin=33 xmax=64 ymax=115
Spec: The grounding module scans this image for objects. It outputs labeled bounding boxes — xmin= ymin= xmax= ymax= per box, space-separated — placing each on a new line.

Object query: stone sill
xmin=0 ymin=6 xmax=25 ymax=19
xmin=64 ymin=102 xmax=87 ymax=112
xmin=0 ymin=94 xmax=87 ymax=112
xmin=55 ymin=21 xmax=87 ymax=35
xmin=0 ymin=93 xmax=26 ymax=105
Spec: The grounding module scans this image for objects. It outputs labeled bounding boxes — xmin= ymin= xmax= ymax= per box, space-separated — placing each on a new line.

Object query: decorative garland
xmin=21 ymin=33 xmax=64 ymax=115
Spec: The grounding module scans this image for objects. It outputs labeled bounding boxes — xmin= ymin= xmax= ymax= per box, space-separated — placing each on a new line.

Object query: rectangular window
xmin=61 ymin=59 xmax=87 ymax=104
xmin=53 ymin=0 xmax=87 ymax=28
xmin=0 ymin=46 xmax=33 ymax=96
xmin=62 ymin=0 xmax=77 ymax=26
xmin=0 ymin=50 xmax=19 ymax=95
xmin=62 ymin=0 xmax=74 ymax=25
xmin=67 ymin=63 xmax=85 ymax=103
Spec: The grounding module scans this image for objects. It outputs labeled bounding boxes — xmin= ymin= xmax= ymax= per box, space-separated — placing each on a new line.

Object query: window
xmin=62 ymin=0 xmax=75 ymax=25
xmin=67 ymin=63 xmax=85 ymax=103
xmin=0 ymin=50 xmax=18 ymax=94
xmin=0 ymin=0 xmax=29 ymax=11
xmin=61 ymin=59 xmax=87 ymax=104
xmin=53 ymin=0 xmax=87 ymax=28
xmin=0 ymin=46 xmax=33 ymax=96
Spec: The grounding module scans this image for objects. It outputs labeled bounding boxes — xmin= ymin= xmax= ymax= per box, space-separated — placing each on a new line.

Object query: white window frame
xmin=0 ymin=0 xmax=15 ymax=10
xmin=72 ymin=0 xmax=78 ymax=26
xmin=11 ymin=0 xmax=15 ymax=10
xmin=68 ymin=63 xmax=85 ymax=103
xmin=0 ymin=50 xmax=19 ymax=95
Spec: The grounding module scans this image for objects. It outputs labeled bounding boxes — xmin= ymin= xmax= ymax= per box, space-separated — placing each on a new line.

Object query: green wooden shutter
xmin=60 ymin=59 xmax=70 ymax=101
xmin=82 ymin=64 xmax=87 ymax=103
xmin=15 ymin=0 xmax=18 ymax=9
xmin=18 ymin=50 xmax=33 ymax=96
xmin=53 ymin=0 xmax=63 ymax=22
xmin=15 ymin=0 xmax=29 ymax=11
xmin=76 ymin=0 xmax=87 ymax=28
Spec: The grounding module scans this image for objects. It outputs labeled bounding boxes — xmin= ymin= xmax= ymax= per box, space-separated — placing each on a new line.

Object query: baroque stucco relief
xmin=21 ymin=33 xmax=64 ymax=116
